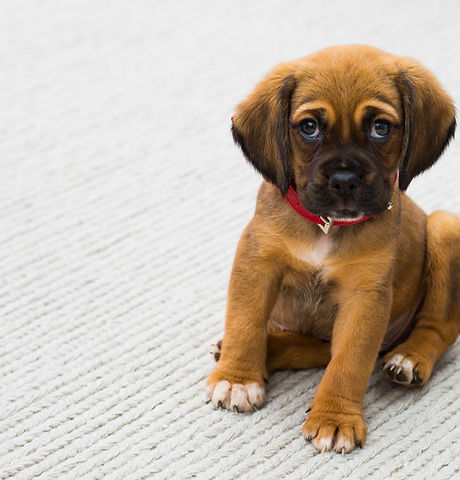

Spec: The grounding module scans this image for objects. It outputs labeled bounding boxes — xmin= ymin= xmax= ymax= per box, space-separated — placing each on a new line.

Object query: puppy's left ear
xmin=396 ymin=58 xmax=456 ymax=191
xmin=231 ymin=61 xmax=298 ymax=195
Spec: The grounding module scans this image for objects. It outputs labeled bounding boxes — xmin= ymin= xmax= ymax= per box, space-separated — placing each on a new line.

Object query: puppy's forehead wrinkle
xmin=292 ymin=100 xmax=336 ymax=125
xmin=293 ymin=54 xmax=401 ymax=115
xmin=353 ymin=99 xmax=401 ymax=127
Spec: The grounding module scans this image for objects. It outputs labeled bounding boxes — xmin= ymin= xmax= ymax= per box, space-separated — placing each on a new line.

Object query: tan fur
xmin=206 ymin=45 xmax=459 ymax=453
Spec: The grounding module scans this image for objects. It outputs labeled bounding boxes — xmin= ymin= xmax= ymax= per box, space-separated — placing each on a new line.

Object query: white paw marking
xmin=246 ymin=383 xmax=264 ymax=405
xmin=313 ymin=435 xmax=333 ymax=453
xmin=230 ymin=384 xmax=252 ymax=411
xmin=210 ymin=380 xmax=231 ymax=409
xmin=334 ymin=435 xmax=354 ymax=454
xmin=208 ymin=381 xmax=265 ymax=412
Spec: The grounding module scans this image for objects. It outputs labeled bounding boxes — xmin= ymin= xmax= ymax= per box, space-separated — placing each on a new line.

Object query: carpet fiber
xmin=1 ymin=1 xmax=459 ymax=479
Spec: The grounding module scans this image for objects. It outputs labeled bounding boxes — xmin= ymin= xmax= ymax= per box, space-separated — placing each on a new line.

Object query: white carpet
xmin=1 ymin=1 xmax=460 ymax=478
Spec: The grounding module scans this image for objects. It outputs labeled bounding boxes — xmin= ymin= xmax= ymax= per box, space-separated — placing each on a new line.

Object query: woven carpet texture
xmin=1 ymin=1 xmax=460 ymax=479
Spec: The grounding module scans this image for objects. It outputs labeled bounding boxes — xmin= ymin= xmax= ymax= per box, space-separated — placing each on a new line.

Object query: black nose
xmin=329 ymin=171 xmax=360 ymax=195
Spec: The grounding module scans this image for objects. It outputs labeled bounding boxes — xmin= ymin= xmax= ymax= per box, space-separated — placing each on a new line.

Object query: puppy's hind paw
xmin=210 ymin=339 xmax=222 ymax=362
xmin=381 ymin=351 xmax=430 ymax=387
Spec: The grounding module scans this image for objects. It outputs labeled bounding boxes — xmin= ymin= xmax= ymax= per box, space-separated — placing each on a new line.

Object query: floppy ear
xmin=396 ymin=58 xmax=456 ymax=191
xmin=231 ymin=62 xmax=298 ymax=195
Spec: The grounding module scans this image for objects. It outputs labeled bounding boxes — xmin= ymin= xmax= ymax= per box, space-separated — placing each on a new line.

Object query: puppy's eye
xmin=299 ymin=119 xmax=320 ymax=139
xmin=371 ymin=119 xmax=391 ymax=138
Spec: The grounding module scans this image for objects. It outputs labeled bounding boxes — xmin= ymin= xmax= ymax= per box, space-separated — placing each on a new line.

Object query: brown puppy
xmin=206 ymin=45 xmax=460 ymax=454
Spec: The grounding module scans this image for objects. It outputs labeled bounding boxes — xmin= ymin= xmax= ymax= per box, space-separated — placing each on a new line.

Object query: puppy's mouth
xmin=298 ymin=176 xmax=393 ymax=220
xmin=328 ymin=208 xmax=365 ymax=221
xmin=305 ymin=199 xmax=390 ymax=220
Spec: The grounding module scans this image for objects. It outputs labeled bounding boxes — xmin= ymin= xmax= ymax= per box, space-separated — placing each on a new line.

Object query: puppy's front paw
xmin=381 ymin=350 xmax=430 ymax=387
xmin=206 ymin=368 xmax=265 ymax=412
xmin=207 ymin=380 xmax=265 ymax=412
xmin=302 ymin=408 xmax=367 ymax=454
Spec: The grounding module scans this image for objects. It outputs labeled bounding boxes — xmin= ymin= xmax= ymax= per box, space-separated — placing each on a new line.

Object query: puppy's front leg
xmin=303 ymin=285 xmax=391 ymax=453
xmin=206 ymin=224 xmax=281 ymax=412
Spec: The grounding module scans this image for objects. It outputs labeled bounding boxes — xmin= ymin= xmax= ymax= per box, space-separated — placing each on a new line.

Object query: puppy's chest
xmin=271 ymin=238 xmax=338 ymax=338
xmin=289 ymin=236 xmax=333 ymax=270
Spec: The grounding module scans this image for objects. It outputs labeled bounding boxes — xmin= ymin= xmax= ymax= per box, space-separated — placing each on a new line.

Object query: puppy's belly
xmin=269 ymin=271 xmax=337 ymax=340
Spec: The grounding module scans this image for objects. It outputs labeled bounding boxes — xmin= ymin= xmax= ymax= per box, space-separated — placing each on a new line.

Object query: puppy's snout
xmin=328 ymin=171 xmax=360 ymax=195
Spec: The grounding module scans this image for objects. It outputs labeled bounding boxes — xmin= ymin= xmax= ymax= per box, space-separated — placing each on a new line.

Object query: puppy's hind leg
xmin=382 ymin=211 xmax=460 ymax=386
xmin=212 ymin=333 xmax=331 ymax=373
xmin=266 ymin=332 xmax=331 ymax=373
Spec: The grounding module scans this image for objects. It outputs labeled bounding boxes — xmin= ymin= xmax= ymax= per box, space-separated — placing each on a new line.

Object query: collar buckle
xmin=318 ymin=216 xmax=333 ymax=234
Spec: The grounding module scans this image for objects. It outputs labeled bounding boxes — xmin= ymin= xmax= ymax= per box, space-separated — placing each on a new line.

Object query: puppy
xmin=207 ymin=45 xmax=460 ymax=453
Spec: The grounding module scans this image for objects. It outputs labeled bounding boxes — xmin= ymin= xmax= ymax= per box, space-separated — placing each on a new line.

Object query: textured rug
xmin=1 ymin=1 xmax=459 ymax=479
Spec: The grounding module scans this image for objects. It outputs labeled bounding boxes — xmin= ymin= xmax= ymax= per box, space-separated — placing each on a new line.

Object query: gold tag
xmin=318 ymin=216 xmax=333 ymax=234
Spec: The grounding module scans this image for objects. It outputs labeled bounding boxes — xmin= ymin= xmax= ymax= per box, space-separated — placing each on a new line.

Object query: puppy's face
xmin=232 ymin=46 xmax=456 ymax=218
xmin=290 ymin=53 xmax=404 ymax=219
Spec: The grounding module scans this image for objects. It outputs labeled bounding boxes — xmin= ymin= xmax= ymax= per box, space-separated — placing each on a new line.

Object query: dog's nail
xmin=217 ymin=401 xmax=223 ymax=409
xmin=233 ymin=405 xmax=240 ymax=413
xmin=213 ymin=352 xmax=220 ymax=361
xmin=321 ymin=446 xmax=327 ymax=454
xmin=341 ymin=447 xmax=345 ymax=456
xmin=206 ymin=399 xmax=211 ymax=404
xmin=252 ymin=404 xmax=259 ymax=411
xmin=381 ymin=362 xmax=387 ymax=370
xmin=216 ymin=340 xmax=222 ymax=349
xmin=305 ymin=435 xmax=313 ymax=441
xmin=305 ymin=408 xmax=311 ymax=414
xmin=412 ymin=371 xmax=423 ymax=384
xmin=263 ymin=377 xmax=269 ymax=384
xmin=356 ymin=441 xmax=362 ymax=449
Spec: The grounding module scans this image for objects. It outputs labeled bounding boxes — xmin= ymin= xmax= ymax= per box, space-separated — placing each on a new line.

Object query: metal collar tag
xmin=318 ymin=216 xmax=333 ymax=234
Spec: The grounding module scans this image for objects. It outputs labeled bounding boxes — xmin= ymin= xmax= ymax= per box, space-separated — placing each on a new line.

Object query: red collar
xmin=284 ymin=184 xmax=371 ymax=234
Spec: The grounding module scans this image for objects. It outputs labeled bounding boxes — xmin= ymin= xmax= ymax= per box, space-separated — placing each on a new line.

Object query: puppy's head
xmin=232 ymin=45 xmax=456 ymax=220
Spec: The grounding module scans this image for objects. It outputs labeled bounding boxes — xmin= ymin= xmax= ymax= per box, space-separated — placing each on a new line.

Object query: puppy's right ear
xmin=231 ymin=62 xmax=298 ymax=195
